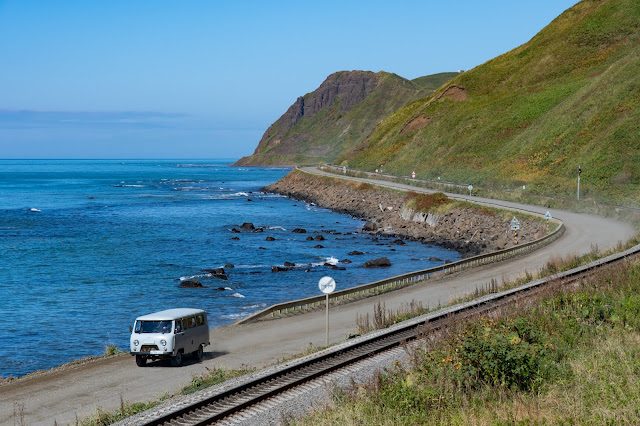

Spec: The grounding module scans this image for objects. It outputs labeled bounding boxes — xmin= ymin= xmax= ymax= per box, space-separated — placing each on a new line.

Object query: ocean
xmin=0 ymin=159 xmax=461 ymax=378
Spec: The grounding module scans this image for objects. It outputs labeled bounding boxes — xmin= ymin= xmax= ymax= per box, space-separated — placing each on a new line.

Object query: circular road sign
xmin=318 ymin=276 xmax=336 ymax=294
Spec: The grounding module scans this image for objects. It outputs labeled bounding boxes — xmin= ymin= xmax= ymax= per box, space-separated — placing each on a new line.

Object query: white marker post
xmin=318 ymin=276 xmax=336 ymax=346
xmin=544 ymin=211 xmax=552 ymax=234
xmin=468 ymin=184 xmax=473 ymax=196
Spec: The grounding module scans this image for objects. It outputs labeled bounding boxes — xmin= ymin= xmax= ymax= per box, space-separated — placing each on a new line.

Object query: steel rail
xmin=141 ymin=241 xmax=640 ymax=426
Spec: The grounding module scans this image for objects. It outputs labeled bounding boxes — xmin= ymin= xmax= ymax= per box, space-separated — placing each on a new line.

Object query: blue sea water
xmin=0 ymin=159 xmax=461 ymax=378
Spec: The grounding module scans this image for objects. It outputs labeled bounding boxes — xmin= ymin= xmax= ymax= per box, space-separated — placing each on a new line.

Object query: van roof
xmin=135 ymin=308 xmax=206 ymax=321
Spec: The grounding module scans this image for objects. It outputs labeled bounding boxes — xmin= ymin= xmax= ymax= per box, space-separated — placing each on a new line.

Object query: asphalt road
xmin=1 ymin=168 xmax=634 ymax=425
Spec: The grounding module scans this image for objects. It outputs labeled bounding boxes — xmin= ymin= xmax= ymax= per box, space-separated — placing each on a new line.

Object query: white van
xmin=130 ymin=308 xmax=210 ymax=367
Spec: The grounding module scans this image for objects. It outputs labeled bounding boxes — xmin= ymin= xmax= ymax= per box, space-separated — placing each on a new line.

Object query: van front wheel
xmin=170 ymin=352 xmax=183 ymax=367
xmin=135 ymin=355 xmax=147 ymax=367
xmin=192 ymin=345 xmax=203 ymax=360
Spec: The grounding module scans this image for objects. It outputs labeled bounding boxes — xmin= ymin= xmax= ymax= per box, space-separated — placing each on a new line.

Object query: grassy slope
xmin=239 ymin=71 xmax=458 ymax=166
xmin=298 ymin=257 xmax=640 ymax=425
xmin=342 ymin=0 xmax=640 ymax=205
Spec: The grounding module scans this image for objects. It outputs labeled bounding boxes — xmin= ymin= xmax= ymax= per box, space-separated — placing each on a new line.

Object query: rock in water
xmin=292 ymin=228 xmax=307 ymax=233
xmin=348 ymin=250 xmax=364 ymax=256
xmin=284 ymin=261 xmax=296 ymax=267
xmin=266 ymin=236 xmax=275 ymax=241
xmin=314 ymin=234 xmax=325 ymax=241
xmin=271 ymin=266 xmax=289 ymax=272
xmin=240 ymin=222 xmax=255 ymax=230
xmin=363 ymin=257 xmax=391 ymax=268
xmin=179 ymin=280 xmax=203 ymax=288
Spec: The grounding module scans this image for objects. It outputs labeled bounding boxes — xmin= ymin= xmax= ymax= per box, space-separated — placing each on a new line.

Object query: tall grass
xmin=297 ymin=258 xmax=640 ymax=424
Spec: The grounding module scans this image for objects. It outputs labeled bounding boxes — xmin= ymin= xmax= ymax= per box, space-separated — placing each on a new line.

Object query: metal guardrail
xmin=237 ymin=213 xmax=564 ymax=324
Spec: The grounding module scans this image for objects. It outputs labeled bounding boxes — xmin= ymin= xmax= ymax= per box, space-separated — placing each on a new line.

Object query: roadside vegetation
xmin=296 ymin=256 xmax=640 ymax=424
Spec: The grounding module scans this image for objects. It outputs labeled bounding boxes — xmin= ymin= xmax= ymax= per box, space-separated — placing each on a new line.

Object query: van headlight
xmin=160 ymin=340 xmax=167 ymax=346
xmin=133 ymin=340 xmax=139 ymax=346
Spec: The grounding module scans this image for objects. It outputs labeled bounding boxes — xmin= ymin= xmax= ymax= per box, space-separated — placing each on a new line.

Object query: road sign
xmin=510 ymin=217 xmax=520 ymax=231
xmin=318 ymin=276 xmax=336 ymax=294
xmin=411 ymin=171 xmax=416 ymax=179
xmin=468 ymin=184 xmax=473 ymax=196
xmin=544 ymin=211 xmax=552 ymax=220
xmin=319 ymin=276 xmax=336 ymax=346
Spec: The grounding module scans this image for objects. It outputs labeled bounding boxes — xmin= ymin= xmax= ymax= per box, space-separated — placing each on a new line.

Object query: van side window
xmin=196 ymin=314 xmax=204 ymax=326
xmin=190 ymin=317 xmax=196 ymax=328
xmin=174 ymin=320 xmax=182 ymax=333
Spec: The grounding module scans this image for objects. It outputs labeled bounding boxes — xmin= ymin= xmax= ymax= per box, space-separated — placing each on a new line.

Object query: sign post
xmin=343 ymin=166 xmax=347 ymax=175
xmin=411 ymin=170 xmax=416 ymax=179
xmin=468 ymin=184 xmax=473 ymax=196
xmin=577 ymin=165 xmax=581 ymax=200
xmin=318 ymin=276 xmax=336 ymax=346
xmin=510 ymin=216 xmax=520 ymax=245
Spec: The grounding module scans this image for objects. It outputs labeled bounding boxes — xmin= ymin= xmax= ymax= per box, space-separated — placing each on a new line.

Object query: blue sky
xmin=0 ymin=0 xmax=580 ymax=159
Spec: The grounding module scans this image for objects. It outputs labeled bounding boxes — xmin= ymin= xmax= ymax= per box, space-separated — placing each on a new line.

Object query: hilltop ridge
xmin=341 ymin=0 xmax=640 ymax=205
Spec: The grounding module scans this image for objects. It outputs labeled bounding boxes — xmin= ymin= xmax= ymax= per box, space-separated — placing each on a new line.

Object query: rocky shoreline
xmin=265 ymin=170 xmax=546 ymax=257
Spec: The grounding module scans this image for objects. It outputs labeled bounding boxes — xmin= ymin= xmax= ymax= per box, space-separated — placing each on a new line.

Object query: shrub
xmin=428 ymin=317 xmax=553 ymax=391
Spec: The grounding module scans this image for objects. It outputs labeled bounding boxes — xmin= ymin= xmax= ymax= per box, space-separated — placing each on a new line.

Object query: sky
xmin=0 ymin=0 xmax=580 ymax=159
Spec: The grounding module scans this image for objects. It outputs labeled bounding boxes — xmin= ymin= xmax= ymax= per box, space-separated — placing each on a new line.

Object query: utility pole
xmin=577 ymin=165 xmax=581 ymax=200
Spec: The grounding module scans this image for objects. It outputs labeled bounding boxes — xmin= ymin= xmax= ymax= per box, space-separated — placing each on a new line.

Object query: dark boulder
xmin=225 ymin=264 xmax=235 ymax=268
xmin=306 ymin=236 xmax=314 ymax=241
xmin=362 ymin=221 xmax=378 ymax=232
xmin=240 ymin=222 xmax=255 ymax=230
xmin=231 ymin=228 xmax=241 ymax=233
xmin=284 ymin=261 xmax=296 ymax=267
xmin=215 ymin=287 xmax=226 ymax=291
xmin=271 ymin=266 xmax=290 ymax=272
xmin=179 ymin=280 xmax=203 ymax=288
xmin=292 ymin=228 xmax=307 ymax=233
xmin=392 ymin=239 xmax=406 ymax=245
xmin=231 ymin=236 xmax=240 ymax=240
xmin=254 ymin=227 xmax=264 ymax=233
xmin=266 ymin=236 xmax=275 ymax=241
xmin=363 ymin=257 xmax=392 ymax=268
xmin=429 ymin=257 xmax=442 ymax=262
xmin=205 ymin=268 xmax=228 ymax=280
xmin=314 ymin=244 xmax=324 ymax=249
xmin=348 ymin=250 xmax=364 ymax=256
xmin=327 ymin=265 xmax=346 ymax=271
xmin=340 ymin=259 xmax=352 ymax=264
xmin=314 ymin=235 xmax=325 ymax=241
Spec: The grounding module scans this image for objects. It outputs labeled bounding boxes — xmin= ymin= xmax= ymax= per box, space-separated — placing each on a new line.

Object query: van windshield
xmin=135 ymin=320 xmax=173 ymax=334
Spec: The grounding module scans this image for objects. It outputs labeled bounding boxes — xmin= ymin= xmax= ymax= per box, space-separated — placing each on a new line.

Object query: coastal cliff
xmin=266 ymin=170 xmax=547 ymax=257
xmin=234 ymin=71 xmax=457 ymax=166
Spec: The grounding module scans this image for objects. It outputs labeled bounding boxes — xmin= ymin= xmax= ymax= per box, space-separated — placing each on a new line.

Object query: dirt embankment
xmin=266 ymin=171 xmax=547 ymax=257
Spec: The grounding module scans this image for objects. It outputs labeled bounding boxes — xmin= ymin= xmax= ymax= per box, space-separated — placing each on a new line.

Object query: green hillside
xmin=234 ymin=71 xmax=458 ymax=166
xmin=340 ymin=0 xmax=640 ymax=205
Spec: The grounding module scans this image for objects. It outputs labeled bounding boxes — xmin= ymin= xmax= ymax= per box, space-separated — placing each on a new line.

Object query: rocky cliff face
xmin=236 ymin=71 xmax=381 ymax=165
xmin=234 ymin=71 xmax=457 ymax=166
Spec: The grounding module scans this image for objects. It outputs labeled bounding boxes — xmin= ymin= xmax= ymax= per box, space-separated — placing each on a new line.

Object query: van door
xmin=174 ymin=318 xmax=188 ymax=355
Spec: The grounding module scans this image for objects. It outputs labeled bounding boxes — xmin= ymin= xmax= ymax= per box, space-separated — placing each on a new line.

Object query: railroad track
xmin=140 ymin=242 xmax=639 ymax=425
